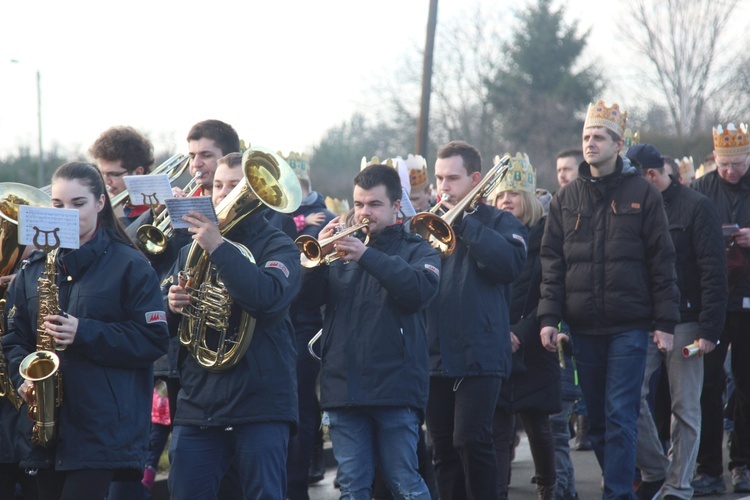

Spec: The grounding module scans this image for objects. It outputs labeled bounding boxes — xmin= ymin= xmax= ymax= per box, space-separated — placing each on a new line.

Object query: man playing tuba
xmin=164 ymin=152 xmax=301 ymax=499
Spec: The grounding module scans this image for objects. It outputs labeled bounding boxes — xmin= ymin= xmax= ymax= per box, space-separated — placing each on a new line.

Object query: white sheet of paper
xmin=164 ymin=197 xmax=218 ymax=229
xmin=18 ymin=205 xmax=80 ymax=249
xmin=123 ymin=174 xmax=174 ymax=206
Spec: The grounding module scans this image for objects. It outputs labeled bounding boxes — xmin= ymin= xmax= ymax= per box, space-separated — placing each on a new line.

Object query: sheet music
xmin=123 ymin=174 xmax=174 ymax=206
xmin=164 ymin=197 xmax=219 ymax=229
xmin=18 ymin=206 xmax=80 ymax=249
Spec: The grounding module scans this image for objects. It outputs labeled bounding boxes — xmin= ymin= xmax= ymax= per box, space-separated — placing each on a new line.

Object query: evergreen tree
xmin=488 ymin=0 xmax=602 ymax=189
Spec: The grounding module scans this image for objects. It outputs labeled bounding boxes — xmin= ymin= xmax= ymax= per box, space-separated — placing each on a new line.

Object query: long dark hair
xmin=51 ymin=162 xmax=135 ymax=248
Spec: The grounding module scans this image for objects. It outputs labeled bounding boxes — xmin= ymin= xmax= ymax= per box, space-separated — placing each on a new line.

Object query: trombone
xmin=109 ymin=153 xmax=188 ymax=210
xmin=295 ymin=215 xmax=370 ymax=268
xmin=410 ymin=155 xmax=512 ymax=257
xmin=135 ymin=172 xmax=203 ymax=255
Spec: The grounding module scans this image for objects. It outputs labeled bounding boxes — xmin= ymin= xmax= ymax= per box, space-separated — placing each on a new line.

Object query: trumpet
xmin=410 ymin=155 xmax=511 ymax=257
xmin=135 ymin=173 xmax=203 ymax=255
xmin=296 ymin=216 xmax=370 ymax=268
xmin=109 ymin=153 xmax=188 ymax=210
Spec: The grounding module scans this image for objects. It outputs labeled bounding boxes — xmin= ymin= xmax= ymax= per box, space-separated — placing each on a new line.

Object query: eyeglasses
xmin=100 ymin=170 xmax=129 ymax=179
xmin=716 ymin=162 xmax=748 ymax=171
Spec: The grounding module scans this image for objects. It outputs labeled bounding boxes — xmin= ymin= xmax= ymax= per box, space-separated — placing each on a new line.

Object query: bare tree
xmin=623 ymin=0 xmax=740 ymax=137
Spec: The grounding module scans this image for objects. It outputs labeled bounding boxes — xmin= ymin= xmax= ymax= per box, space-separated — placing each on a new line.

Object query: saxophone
xmin=0 ymin=282 xmax=22 ymax=410
xmin=18 ymin=249 xmax=62 ymax=447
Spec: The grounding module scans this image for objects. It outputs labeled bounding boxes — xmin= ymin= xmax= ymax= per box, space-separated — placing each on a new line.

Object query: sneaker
xmin=732 ymin=465 xmax=750 ymax=493
xmin=635 ymin=479 xmax=664 ymax=500
xmin=691 ymin=473 xmax=726 ymax=496
xmin=141 ymin=466 xmax=156 ymax=492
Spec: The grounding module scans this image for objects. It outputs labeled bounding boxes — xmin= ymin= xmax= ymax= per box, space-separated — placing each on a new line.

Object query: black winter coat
xmin=427 ymin=204 xmax=527 ymax=378
xmin=497 ymin=218 xmax=561 ymax=415
xmin=300 ymin=223 xmax=441 ymax=412
xmin=164 ymin=211 xmax=300 ymax=428
xmin=661 ymin=179 xmax=727 ymax=341
xmin=3 ymin=227 xmax=169 ymax=471
xmin=538 ymin=157 xmax=680 ymax=335
xmin=693 ymin=169 xmax=750 ymax=312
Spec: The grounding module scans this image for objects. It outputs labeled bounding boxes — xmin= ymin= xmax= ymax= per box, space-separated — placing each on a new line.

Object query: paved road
xmin=308 ymin=435 xmax=750 ymax=499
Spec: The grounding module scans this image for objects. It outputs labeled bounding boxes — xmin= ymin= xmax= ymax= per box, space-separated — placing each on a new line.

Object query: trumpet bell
xmin=296 ymin=235 xmax=323 ymax=268
xmin=136 ymin=225 xmax=168 ymax=255
xmin=410 ymin=212 xmax=456 ymax=257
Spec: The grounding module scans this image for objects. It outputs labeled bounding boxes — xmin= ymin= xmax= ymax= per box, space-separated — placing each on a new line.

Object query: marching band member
xmin=424 ymin=141 xmax=527 ymax=499
xmin=164 ymin=153 xmax=300 ymax=499
xmin=88 ymin=125 xmax=155 ymax=225
xmin=2 ymin=162 xmax=169 ymax=499
xmin=298 ymin=164 xmax=441 ymax=499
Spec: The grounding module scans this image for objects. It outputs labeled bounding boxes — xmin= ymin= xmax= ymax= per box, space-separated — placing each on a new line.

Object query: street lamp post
xmin=10 ymin=60 xmax=44 ymax=188
xmin=35 ymin=69 xmax=43 ymax=188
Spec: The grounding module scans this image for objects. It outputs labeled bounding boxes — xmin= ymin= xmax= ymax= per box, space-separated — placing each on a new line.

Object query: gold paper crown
xmin=360 ymin=156 xmax=383 ymax=171
xmin=404 ymin=154 xmax=428 ymax=190
xmin=712 ymin=123 xmax=750 ymax=156
xmin=493 ymin=152 xmax=536 ymax=194
xmin=679 ymin=156 xmax=695 ymax=179
xmin=281 ymin=151 xmax=310 ymax=181
xmin=584 ymin=100 xmax=628 ymax=138
xmin=325 ymin=196 xmax=350 ymax=216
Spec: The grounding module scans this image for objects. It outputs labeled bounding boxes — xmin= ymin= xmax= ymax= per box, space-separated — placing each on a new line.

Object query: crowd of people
xmin=0 ymin=101 xmax=748 ymax=500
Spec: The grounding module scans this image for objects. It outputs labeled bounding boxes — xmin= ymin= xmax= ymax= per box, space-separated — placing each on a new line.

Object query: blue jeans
xmin=573 ymin=329 xmax=648 ymax=500
xmin=168 ymin=422 xmax=290 ymax=499
xmin=550 ymin=399 xmax=578 ymax=499
xmin=327 ymin=406 xmax=429 ymax=500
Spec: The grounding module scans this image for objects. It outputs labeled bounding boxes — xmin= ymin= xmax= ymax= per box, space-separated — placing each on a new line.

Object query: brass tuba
xmin=0 ymin=183 xmax=52 ymax=412
xmin=177 ymin=147 xmax=301 ymax=372
xmin=410 ymin=155 xmax=512 ymax=257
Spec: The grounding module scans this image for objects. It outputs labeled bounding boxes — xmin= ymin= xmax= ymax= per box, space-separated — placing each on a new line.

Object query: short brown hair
xmin=437 ymin=141 xmax=482 ymax=174
xmin=88 ymin=126 xmax=154 ymax=173
xmin=186 ymin=120 xmax=240 ymax=156
xmin=218 ymin=152 xmax=243 ymax=169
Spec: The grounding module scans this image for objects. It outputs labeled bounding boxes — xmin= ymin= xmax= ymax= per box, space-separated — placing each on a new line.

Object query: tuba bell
xmin=177 ymin=147 xmax=301 ymax=372
xmin=0 ymin=183 xmax=52 ymax=412
xmin=410 ymin=155 xmax=512 ymax=257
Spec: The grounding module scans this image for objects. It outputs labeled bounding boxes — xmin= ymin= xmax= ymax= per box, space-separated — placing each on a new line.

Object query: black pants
xmin=36 ymin=468 xmax=114 ymax=500
xmin=0 ymin=464 xmax=36 ymax=500
xmin=697 ymin=311 xmax=750 ymax=476
xmin=426 ymin=376 xmax=502 ymax=500
xmin=493 ymin=411 xmax=556 ymax=497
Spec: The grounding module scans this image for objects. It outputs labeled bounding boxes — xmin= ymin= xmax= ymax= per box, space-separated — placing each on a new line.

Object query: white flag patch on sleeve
xmin=424 ymin=263 xmax=440 ymax=278
xmin=265 ymin=260 xmax=290 ymax=278
xmin=145 ymin=311 xmax=167 ymax=324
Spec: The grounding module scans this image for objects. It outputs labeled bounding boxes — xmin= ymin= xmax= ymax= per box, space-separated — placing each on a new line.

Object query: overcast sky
xmin=1 ymin=0 xmax=747 ymax=161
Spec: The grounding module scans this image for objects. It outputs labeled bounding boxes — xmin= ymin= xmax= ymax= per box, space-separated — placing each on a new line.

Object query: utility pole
xmin=416 ymin=0 xmax=438 ymax=157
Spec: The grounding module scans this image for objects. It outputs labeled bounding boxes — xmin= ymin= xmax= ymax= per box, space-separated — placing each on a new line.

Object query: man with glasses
xmin=691 ymin=123 xmax=750 ymax=494
xmin=89 ymin=125 xmax=154 ymax=225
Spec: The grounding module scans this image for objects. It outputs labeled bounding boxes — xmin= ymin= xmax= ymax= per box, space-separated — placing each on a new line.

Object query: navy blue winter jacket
xmin=3 ymin=227 xmax=169 ymax=471
xmin=163 ymin=210 xmax=301 ymax=428
xmin=300 ymin=223 xmax=441 ymax=412
xmin=427 ymin=203 xmax=527 ymax=378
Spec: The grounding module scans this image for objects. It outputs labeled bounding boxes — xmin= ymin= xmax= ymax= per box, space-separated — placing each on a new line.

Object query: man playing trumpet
xmin=298 ymin=164 xmax=441 ymax=499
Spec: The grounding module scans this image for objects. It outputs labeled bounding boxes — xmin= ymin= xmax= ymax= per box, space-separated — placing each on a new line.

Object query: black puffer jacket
xmin=661 ymin=179 xmax=727 ymax=341
xmin=693 ymin=169 xmax=750 ymax=311
xmin=538 ymin=157 xmax=680 ymax=335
